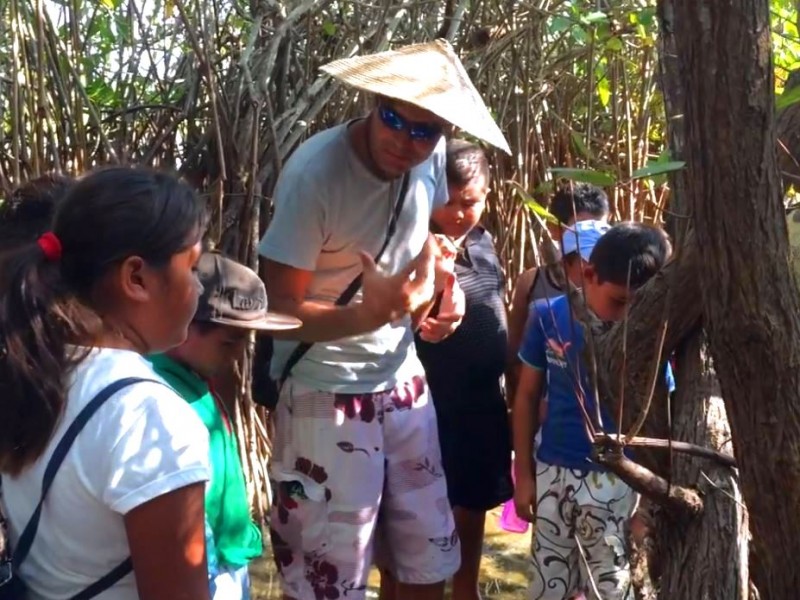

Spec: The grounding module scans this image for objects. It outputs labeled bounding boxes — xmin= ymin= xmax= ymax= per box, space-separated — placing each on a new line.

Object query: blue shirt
xmin=519 ymin=294 xmax=675 ymax=471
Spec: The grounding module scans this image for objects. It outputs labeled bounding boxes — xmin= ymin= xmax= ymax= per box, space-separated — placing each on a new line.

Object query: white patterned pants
xmin=529 ymin=463 xmax=638 ymax=600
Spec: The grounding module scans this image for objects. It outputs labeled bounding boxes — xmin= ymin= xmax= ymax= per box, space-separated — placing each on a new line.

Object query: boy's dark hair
xmin=0 ymin=167 xmax=206 ymax=476
xmin=549 ymin=183 xmax=609 ymax=225
xmin=190 ymin=320 xmax=225 ymax=336
xmin=589 ymin=222 xmax=672 ymax=288
xmin=445 ymin=139 xmax=489 ymax=188
xmin=0 ymin=173 xmax=74 ymax=252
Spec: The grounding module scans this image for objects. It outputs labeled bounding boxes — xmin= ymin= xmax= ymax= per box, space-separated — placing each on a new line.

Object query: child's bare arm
xmin=512 ymin=363 xmax=544 ymax=521
xmin=506 ymin=268 xmax=538 ymax=406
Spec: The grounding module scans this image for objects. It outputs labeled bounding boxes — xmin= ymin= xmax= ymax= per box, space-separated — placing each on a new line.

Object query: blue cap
xmin=561 ymin=220 xmax=611 ymax=261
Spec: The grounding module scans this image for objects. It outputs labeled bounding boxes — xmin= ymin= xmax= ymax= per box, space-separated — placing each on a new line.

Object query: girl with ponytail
xmin=0 ymin=167 xmax=211 ymax=600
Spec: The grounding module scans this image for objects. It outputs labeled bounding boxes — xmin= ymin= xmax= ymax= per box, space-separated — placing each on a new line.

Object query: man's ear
xmin=116 ymin=255 xmax=151 ymax=303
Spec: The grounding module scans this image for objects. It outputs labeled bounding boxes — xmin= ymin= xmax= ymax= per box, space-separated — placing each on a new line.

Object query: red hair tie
xmin=37 ymin=232 xmax=62 ymax=261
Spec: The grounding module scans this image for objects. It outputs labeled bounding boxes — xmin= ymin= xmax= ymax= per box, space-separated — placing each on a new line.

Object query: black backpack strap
xmin=279 ymin=172 xmax=411 ymax=385
xmin=69 ymin=557 xmax=133 ymax=600
xmin=527 ymin=267 xmax=541 ymax=305
xmin=12 ymin=377 xmax=159 ymax=575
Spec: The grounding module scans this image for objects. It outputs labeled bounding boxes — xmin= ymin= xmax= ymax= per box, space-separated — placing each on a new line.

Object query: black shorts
xmin=436 ymin=405 xmax=514 ymax=512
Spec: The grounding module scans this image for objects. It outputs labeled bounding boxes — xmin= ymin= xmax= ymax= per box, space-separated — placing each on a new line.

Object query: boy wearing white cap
xmin=258 ymin=41 xmax=510 ymax=600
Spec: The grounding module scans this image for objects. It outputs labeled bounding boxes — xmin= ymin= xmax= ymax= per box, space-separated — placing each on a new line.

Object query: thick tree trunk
xmin=591 ymin=4 xmax=752 ymax=597
xmin=653 ymin=5 xmax=750 ymax=599
xmin=662 ymin=1 xmax=800 ymax=597
xmin=656 ymin=334 xmax=749 ymax=599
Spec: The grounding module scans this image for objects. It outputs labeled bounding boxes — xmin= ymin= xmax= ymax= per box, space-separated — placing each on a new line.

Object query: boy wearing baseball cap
xmin=149 ymin=252 xmax=300 ymax=600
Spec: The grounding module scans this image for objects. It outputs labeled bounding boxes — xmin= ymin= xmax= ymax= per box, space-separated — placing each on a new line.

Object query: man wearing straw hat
xmin=259 ymin=39 xmax=510 ymax=600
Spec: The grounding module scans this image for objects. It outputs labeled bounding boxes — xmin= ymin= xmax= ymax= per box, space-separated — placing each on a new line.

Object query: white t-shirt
xmin=259 ymin=121 xmax=448 ymax=393
xmin=1 ymin=348 xmax=210 ymax=600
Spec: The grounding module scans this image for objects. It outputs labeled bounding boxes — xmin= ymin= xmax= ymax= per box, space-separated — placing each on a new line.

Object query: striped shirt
xmin=415 ymin=227 xmax=508 ymax=415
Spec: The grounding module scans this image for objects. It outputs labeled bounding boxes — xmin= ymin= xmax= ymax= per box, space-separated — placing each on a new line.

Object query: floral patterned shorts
xmin=529 ymin=463 xmax=638 ymax=600
xmin=268 ymin=375 xmax=460 ymax=599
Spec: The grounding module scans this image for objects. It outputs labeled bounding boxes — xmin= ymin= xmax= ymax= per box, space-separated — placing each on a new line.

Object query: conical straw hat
xmin=320 ymin=39 xmax=511 ymax=154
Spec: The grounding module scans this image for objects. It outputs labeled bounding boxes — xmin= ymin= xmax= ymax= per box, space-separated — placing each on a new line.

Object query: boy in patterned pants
xmin=512 ymin=222 xmax=674 ymax=599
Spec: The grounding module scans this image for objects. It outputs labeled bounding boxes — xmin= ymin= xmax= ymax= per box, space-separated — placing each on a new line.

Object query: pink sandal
xmin=498 ymin=457 xmax=530 ymax=533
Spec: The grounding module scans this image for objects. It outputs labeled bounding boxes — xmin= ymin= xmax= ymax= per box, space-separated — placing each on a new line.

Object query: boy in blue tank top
xmin=512 ymin=222 xmax=673 ymax=600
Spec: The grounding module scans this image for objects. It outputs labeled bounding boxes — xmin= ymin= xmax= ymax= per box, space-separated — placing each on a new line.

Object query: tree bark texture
xmin=656 ymin=334 xmax=749 ymax=600
xmin=661 ymin=1 xmax=800 ymax=596
xmin=655 ymin=5 xmax=751 ymax=598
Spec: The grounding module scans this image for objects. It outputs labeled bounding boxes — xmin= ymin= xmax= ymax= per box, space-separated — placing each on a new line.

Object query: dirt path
xmin=250 ymin=506 xmax=531 ymax=599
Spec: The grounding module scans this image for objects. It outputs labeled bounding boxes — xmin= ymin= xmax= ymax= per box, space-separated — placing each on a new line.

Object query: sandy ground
xmin=250 ymin=505 xmax=532 ymax=599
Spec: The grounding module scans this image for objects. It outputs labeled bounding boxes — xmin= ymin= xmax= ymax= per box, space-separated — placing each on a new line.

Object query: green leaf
xmin=85 ymin=78 xmax=116 ymax=106
xmin=507 ymin=181 xmax=560 ymax=225
xmin=99 ymin=0 xmax=116 ymax=8
xmin=582 ymin=11 xmax=608 ymax=25
xmin=597 ymin=77 xmax=611 ymax=107
xmin=570 ymin=131 xmax=593 ymax=160
xmin=322 ymin=20 xmax=337 ymax=37
xmin=571 ymin=25 xmax=587 ymax=44
xmin=550 ymin=15 xmax=572 ymax=34
xmin=606 ymin=36 xmax=623 ymax=52
xmin=777 ymin=85 xmax=800 ymax=110
xmin=550 ymin=167 xmax=616 ymax=186
xmin=595 ymin=20 xmax=612 ymax=41
xmin=630 ymin=161 xmax=686 ymax=179
xmin=637 ymin=7 xmax=656 ymax=28
xmin=532 ymin=180 xmax=555 ymax=197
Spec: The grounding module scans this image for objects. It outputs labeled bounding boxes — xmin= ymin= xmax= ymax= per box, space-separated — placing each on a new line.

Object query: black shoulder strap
xmin=527 ymin=268 xmax=541 ymax=305
xmin=12 ymin=377 xmax=161 ymax=596
xmin=68 ymin=557 xmax=133 ymax=600
xmin=280 ymin=172 xmax=411 ymax=384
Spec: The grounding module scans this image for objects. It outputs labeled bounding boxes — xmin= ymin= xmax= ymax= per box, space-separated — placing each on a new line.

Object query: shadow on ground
xmin=250 ymin=507 xmax=531 ymax=599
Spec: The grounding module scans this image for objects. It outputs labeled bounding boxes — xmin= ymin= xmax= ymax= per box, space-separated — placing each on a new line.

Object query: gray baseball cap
xmin=194 ymin=252 xmax=301 ymax=331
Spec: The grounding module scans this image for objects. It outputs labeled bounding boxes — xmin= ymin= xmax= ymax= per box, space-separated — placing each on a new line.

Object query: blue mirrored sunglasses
xmin=378 ymin=105 xmax=443 ymax=142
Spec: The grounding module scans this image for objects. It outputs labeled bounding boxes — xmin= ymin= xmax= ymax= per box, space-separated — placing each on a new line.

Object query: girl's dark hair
xmin=0 ymin=173 xmax=74 ymax=252
xmin=445 ymin=139 xmax=489 ymax=188
xmin=0 ymin=167 xmax=206 ymax=475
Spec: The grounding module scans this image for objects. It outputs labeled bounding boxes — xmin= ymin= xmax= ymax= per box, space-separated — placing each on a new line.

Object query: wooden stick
xmin=595 ymin=433 xmax=736 ymax=469
xmin=592 ymin=440 xmax=704 ymax=517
